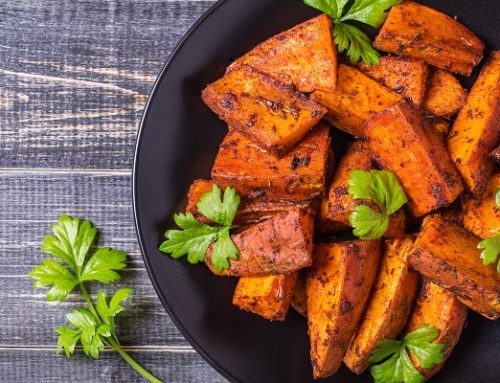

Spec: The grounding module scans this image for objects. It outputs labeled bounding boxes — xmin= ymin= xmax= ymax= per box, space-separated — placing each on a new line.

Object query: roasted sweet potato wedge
xmin=291 ymin=272 xmax=307 ymax=317
xmin=357 ymin=56 xmax=429 ymax=106
xmin=406 ymin=280 xmax=468 ymax=380
xmin=365 ymin=99 xmax=463 ymax=216
xmin=344 ymin=237 xmax=419 ymax=374
xmin=311 ymin=64 xmax=402 ymax=137
xmin=317 ymin=141 xmax=405 ymax=237
xmin=409 ymin=215 xmax=500 ymax=320
xmin=427 ymin=117 xmax=450 ymax=140
xmin=306 ymin=240 xmax=382 ymax=379
xmin=201 ymin=64 xmax=326 ymax=156
xmin=423 ymin=68 xmax=468 ymax=118
xmin=491 ymin=146 xmax=500 ymax=164
xmin=186 ymin=179 xmax=314 ymax=226
xmin=211 ymin=124 xmax=331 ymax=201
xmin=229 ymin=14 xmax=337 ymax=93
xmin=205 ymin=208 xmax=314 ymax=277
xmin=463 ymin=173 xmax=500 ymax=239
xmin=448 ymin=51 xmax=500 ymax=195
xmin=374 ymin=1 xmax=484 ymax=76
xmin=232 ymin=272 xmax=298 ymax=321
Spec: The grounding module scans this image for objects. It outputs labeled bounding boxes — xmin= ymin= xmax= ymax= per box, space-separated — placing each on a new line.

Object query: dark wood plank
xmin=0 ymin=349 xmax=223 ymax=383
xmin=0 ymin=0 xmax=215 ymax=170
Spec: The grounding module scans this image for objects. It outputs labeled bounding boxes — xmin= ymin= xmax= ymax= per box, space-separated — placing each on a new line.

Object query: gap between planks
xmin=0 ymin=345 xmax=195 ymax=353
xmin=0 ymin=168 xmax=132 ymax=176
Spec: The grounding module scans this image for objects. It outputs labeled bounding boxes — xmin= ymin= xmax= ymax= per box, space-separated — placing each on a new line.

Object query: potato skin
xmin=317 ymin=141 xmax=405 ymax=238
xmin=357 ymin=55 xmax=429 ymax=106
xmin=186 ymin=179 xmax=314 ymax=226
xmin=311 ymin=65 xmax=401 ymax=137
xmin=205 ymin=208 xmax=314 ymax=277
xmin=365 ymin=99 xmax=463 ymax=217
xmin=306 ymin=240 xmax=382 ymax=379
xmin=409 ymin=215 xmax=500 ymax=320
xmin=374 ymin=1 xmax=484 ymax=76
xmin=291 ymin=272 xmax=307 ymax=317
xmin=229 ymin=14 xmax=337 ymax=93
xmin=423 ymin=68 xmax=468 ymax=118
xmin=211 ymin=124 xmax=331 ymax=201
xmin=232 ymin=273 xmax=298 ymax=321
xmin=448 ymin=51 xmax=500 ymax=195
xmin=201 ymin=64 xmax=326 ymax=156
xmin=463 ymin=173 xmax=500 ymax=239
xmin=344 ymin=237 xmax=419 ymax=374
xmin=406 ymin=280 xmax=468 ymax=380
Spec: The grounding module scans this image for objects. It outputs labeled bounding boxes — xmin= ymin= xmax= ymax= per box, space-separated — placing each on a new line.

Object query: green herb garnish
xmin=159 ymin=185 xmax=241 ymax=272
xmin=29 ymin=215 xmax=163 ymax=383
xmin=369 ymin=324 xmax=445 ymax=383
xmin=477 ymin=187 xmax=500 ymax=273
xmin=304 ymin=0 xmax=402 ymax=65
xmin=348 ymin=169 xmax=407 ymax=239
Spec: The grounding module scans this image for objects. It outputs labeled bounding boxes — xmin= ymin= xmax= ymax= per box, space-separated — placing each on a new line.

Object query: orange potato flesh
xmin=423 ymin=68 xmax=468 ymax=118
xmin=448 ymin=51 xmax=500 ymax=195
xmin=232 ymin=273 xmax=298 ymax=321
xmin=229 ymin=14 xmax=337 ymax=93
xmin=365 ymin=99 xmax=463 ymax=217
xmin=186 ymin=179 xmax=314 ymax=226
xmin=291 ymin=272 xmax=307 ymax=317
xmin=374 ymin=1 xmax=484 ymax=76
xmin=211 ymin=124 xmax=331 ymax=201
xmin=306 ymin=240 xmax=382 ymax=379
xmin=463 ymin=173 xmax=500 ymax=239
xmin=201 ymin=64 xmax=326 ymax=156
xmin=317 ymin=140 xmax=405 ymax=237
xmin=409 ymin=215 xmax=500 ymax=320
xmin=427 ymin=117 xmax=450 ymax=140
xmin=344 ymin=236 xmax=419 ymax=375
xmin=406 ymin=280 xmax=468 ymax=380
xmin=205 ymin=208 xmax=314 ymax=277
xmin=311 ymin=64 xmax=402 ymax=137
xmin=357 ymin=55 xmax=429 ymax=106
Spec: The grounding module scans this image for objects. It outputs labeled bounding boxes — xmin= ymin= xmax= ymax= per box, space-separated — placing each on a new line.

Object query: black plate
xmin=133 ymin=1 xmax=499 ymax=382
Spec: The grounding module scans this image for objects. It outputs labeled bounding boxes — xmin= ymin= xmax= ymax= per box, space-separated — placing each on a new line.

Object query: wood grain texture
xmin=0 ymin=0 xmax=227 ymax=381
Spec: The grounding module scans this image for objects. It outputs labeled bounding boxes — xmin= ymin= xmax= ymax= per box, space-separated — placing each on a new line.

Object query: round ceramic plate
xmin=133 ymin=1 xmax=499 ymax=382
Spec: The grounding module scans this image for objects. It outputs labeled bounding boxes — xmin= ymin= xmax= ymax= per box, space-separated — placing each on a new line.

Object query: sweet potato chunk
xmin=311 ymin=65 xmax=402 ymax=137
xmin=232 ymin=273 xmax=298 ymax=321
xmin=491 ymin=146 xmax=500 ymax=164
xmin=409 ymin=215 xmax=500 ymax=320
xmin=365 ymin=99 xmax=463 ymax=216
xmin=463 ymin=173 xmax=500 ymax=239
xmin=229 ymin=14 xmax=337 ymax=93
xmin=427 ymin=117 xmax=450 ymax=140
xmin=448 ymin=51 xmax=500 ymax=195
xmin=201 ymin=64 xmax=326 ymax=156
xmin=423 ymin=68 xmax=468 ymax=118
xmin=291 ymin=272 xmax=307 ymax=317
xmin=406 ymin=280 xmax=468 ymax=379
xmin=205 ymin=208 xmax=314 ymax=277
xmin=211 ymin=124 xmax=331 ymax=201
xmin=344 ymin=237 xmax=419 ymax=374
xmin=306 ymin=240 xmax=382 ymax=379
xmin=357 ymin=56 xmax=429 ymax=106
xmin=318 ymin=141 xmax=405 ymax=237
xmin=186 ymin=179 xmax=314 ymax=226
xmin=374 ymin=1 xmax=484 ymax=76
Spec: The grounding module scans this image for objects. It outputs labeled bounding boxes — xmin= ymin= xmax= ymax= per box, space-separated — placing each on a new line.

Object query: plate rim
xmin=131 ymin=0 xmax=237 ymax=382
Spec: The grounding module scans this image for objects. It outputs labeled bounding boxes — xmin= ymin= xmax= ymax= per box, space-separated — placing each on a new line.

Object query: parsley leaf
xmin=29 ymin=259 xmax=78 ymax=301
xmin=478 ymin=235 xmax=500 ymax=273
xmin=159 ymin=185 xmax=241 ymax=272
xmin=369 ymin=324 xmax=444 ymax=383
xmin=496 ymin=188 xmax=500 ymax=208
xmin=80 ymin=248 xmax=127 ymax=283
xmin=348 ymin=170 xmax=407 ymax=239
xmin=304 ymin=0 xmax=401 ymax=64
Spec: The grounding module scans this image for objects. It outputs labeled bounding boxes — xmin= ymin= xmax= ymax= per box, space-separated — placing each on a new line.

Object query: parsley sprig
xmin=29 ymin=215 xmax=163 ymax=383
xmin=159 ymin=184 xmax=241 ymax=272
xmin=369 ymin=324 xmax=445 ymax=383
xmin=304 ymin=0 xmax=402 ymax=65
xmin=348 ymin=169 xmax=407 ymax=240
xmin=477 ymin=188 xmax=500 ymax=273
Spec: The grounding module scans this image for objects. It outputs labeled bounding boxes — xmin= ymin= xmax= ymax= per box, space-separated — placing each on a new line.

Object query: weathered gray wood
xmin=0 ymin=0 xmax=215 ymax=170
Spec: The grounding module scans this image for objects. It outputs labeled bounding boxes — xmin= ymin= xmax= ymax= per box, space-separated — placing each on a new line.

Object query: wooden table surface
xmin=0 ymin=1 xmax=226 ymax=382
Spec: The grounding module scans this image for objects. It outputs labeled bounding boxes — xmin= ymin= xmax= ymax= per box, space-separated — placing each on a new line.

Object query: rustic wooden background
xmin=0 ymin=1 xmax=226 ymax=382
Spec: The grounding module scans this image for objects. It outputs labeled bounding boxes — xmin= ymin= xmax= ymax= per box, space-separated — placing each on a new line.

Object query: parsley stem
xmin=79 ymin=282 xmax=101 ymax=320
xmin=106 ymin=338 xmax=164 ymax=383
